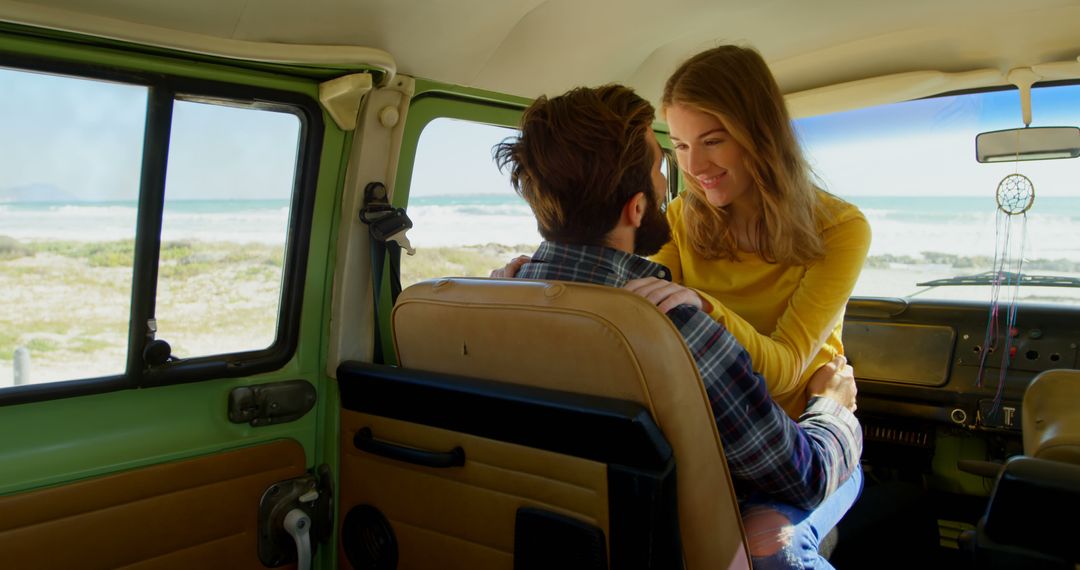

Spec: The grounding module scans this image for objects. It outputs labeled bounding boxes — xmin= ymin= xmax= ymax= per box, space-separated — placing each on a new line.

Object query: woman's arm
xmin=697 ymin=212 xmax=871 ymax=399
xmin=668 ymin=306 xmax=863 ymax=508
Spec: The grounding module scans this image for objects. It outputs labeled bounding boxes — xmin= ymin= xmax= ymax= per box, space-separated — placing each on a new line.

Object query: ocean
xmin=3 ymin=195 xmax=1080 ymax=262
xmin=0 ymin=199 xmax=291 ymax=245
xmin=405 ymin=194 xmax=1080 ymax=262
xmin=851 ymin=195 xmax=1080 ymax=260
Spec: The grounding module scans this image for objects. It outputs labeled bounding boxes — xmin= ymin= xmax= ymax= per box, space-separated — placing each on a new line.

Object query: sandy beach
xmin=5 ymin=239 xmax=1080 ymax=388
xmin=1 ymin=239 xmax=282 ymax=386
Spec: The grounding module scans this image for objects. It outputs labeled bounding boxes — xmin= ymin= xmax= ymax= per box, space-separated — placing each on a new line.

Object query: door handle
xmin=354 ymin=427 xmax=465 ymax=467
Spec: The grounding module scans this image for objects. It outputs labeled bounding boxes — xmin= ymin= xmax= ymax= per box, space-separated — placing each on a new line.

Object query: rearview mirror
xmin=976 ymin=126 xmax=1080 ymax=163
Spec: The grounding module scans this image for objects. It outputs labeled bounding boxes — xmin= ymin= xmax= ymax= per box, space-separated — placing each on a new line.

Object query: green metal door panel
xmin=0 ymin=26 xmax=350 ymax=503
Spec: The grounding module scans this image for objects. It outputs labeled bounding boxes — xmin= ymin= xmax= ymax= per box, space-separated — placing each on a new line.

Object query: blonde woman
xmin=494 ymin=46 xmax=869 ymax=568
xmin=628 ymin=45 xmax=870 ymax=421
xmin=498 ymin=47 xmax=869 ymax=415
xmin=631 ymin=45 xmax=870 ymax=569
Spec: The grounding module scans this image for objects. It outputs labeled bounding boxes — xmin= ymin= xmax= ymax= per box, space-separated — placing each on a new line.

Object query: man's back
xmin=517 ymin=241 xmax=863 ymax=508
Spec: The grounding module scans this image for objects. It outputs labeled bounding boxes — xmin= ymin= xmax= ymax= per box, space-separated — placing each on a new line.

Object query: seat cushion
xmin=1023 ymin=369 xmax=1080 ymax=465
xmin=392 ymin=277 xmax=751 ymax=570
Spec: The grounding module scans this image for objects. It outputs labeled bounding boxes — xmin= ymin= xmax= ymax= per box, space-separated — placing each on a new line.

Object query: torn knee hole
xmin=743 ymin=508 xmax=794 ymax=557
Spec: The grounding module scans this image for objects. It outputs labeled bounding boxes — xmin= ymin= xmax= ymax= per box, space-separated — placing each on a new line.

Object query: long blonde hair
xmin=662 ymin=45 xmax=826 ymax=264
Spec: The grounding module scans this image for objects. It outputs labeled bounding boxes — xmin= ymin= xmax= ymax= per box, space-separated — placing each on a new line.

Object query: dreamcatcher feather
xmin=975 ymin=172 xmax=1034 ymax=416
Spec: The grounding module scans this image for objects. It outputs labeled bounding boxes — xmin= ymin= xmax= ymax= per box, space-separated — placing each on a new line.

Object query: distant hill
xmin=0 ymin=183 xmax=78 ymax=203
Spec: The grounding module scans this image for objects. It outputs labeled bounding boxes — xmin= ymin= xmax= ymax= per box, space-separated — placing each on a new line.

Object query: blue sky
xmin=794 ymin=86 xmax=1080 ymax=198
xmin=0 ymin=66 xmax=299 ymax=202
xmin=3 ymin=64 xmax=1079 ymax=202
xmin=411 ymin=85 xmax=1080 ymax=200
xmin=410 ymin=118 xmax=517 ymax=197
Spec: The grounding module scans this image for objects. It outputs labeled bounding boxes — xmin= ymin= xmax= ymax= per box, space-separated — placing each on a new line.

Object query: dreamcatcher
xmin=976 ymin=172 xmax=1035 ymax=414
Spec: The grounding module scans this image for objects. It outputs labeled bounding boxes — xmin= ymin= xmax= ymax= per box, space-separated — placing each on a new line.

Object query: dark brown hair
xmin=494 ymin=84 xmax=656 ymax=245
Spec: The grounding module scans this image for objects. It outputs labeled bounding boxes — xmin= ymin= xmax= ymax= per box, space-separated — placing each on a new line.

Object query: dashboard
xmin=844 ymin=297 xmax=1079 ymax=436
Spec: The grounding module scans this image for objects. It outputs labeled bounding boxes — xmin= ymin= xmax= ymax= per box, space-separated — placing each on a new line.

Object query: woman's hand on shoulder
xmin=490 ymin=255 xmax=531 ymax=278
xmin=624 ymin=277 xmax=713 ymax=314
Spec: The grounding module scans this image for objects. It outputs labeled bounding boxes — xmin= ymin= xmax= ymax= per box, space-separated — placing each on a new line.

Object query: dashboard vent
xmin=863 ymin=423 xmax=932 ymax=447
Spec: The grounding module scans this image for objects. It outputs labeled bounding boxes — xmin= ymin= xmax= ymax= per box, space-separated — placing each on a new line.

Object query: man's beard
xmin=634 ymin=194 xmax=672 ymax=256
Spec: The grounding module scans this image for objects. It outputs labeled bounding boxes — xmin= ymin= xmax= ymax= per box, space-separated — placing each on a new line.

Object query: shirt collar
xmin=519 ymin=241 xmax=671 ymax=288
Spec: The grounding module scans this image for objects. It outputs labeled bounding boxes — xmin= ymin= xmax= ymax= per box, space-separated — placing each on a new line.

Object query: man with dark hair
xmin=494 ymin=84 xmax=862 ymax=569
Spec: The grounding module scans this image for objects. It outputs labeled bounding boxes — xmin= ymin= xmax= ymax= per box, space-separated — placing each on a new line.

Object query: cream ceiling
xmin=3 ymin=0 xmax=1080 ymax=116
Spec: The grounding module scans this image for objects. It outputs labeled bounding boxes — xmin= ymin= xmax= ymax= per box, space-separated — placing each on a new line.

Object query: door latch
xmin=258 ymin=465 xmax=333 ymax=569
xmin=228 ymin=379 xmax=316 ymax=427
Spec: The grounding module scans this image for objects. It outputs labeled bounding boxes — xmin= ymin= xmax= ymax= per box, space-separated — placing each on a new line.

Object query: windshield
xmin=795 ymin=83 xmax=1080 ymax=306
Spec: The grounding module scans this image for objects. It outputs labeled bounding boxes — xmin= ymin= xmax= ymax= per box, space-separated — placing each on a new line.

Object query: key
xmin=386 ymin=229 xmax=415 ymax=255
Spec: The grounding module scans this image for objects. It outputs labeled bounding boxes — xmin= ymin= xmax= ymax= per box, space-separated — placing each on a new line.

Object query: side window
xmin=661 ymin=147 xmax=678 ymax=206
xmin=1 ymin=69 xmax=146 ymax=385
xmin=158 ymin=99 xmax=300 ymax=359
xmin=400 ymin=116 xmax=677 ymax=287
xmin=0 ymin=64 xmax=312 ymax=393
xmin=401 ymin=118 xmax=541 ymax=288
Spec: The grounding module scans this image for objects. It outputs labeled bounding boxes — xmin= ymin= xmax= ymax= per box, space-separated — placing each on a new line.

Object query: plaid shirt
xmin=518 ymin=241 xmax=862 ymax=509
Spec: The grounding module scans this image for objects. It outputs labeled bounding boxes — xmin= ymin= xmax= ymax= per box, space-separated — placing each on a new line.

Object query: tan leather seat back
xmin=1023 ymin=368 xmax=1080 ymax=465
xmin=392 ymin=277 xmax=750 ymax=570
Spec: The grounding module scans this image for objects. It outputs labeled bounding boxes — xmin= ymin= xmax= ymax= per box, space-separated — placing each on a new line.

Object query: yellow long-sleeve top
xmin=651 ymin=191 xmax=871 ymax=419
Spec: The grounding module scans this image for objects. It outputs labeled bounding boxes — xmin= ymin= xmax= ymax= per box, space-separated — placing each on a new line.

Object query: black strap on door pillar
xmin=359 ymin=182 xmax=413 ymax=364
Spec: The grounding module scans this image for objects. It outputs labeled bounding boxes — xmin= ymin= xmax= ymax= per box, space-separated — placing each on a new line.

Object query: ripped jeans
xmin=740 ymin=466 xmax=864 ymax=570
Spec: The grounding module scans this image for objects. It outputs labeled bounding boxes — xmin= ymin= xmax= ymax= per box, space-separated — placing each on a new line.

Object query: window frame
xmin=385 ymin=87 xmax=678 ymax=362
xmin=0 ymin=49 xmax=324 ymax=406
xmin=392 ymin=91 xmax=527 ymax=208
xmin=393 ymin=89 xmax=678 ymax=214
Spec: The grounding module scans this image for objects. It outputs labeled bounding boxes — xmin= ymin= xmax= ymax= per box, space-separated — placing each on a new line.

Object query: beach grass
xmin=5 ymin=233 xmax=1080 ymax=386
xmin=1 ymin=237 xmax=284 ymax=384
xmin=3 ymin=237 xmax=533 ymax=384
xmin=0 ymin=235 xmax=30 ymax=259
xmin=865 ymin=252 xmax=1080 ymax=272
xmin=400 ymin=243 xmax=538 ymax=288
